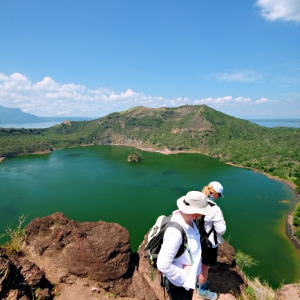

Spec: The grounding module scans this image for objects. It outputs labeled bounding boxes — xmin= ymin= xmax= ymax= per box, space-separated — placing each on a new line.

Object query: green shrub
xmin=245 ymin=286 xmax=257 ymax=300
xmin=235 ymin=249 xmax=259 ymax=270
xmin=0 ymin=214 xmax=27 ymax=254
xmin=293 ymin=218 xmax=300 ymax=227
xmin=294 ymin=229 xmax=300 ymax=240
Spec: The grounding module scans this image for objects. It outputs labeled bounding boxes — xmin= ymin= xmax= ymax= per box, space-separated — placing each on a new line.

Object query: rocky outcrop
xmin=276 ymin=283 xmax=300 ymax=300
xmin=0 ymin=248 xmax=52 ymax=300
xmin=24 ymin=212 xmax=156 ymax=300
xmin=127 ymin=151 xmax=143 ymax=162
xmin=2 ymin=212 xmax=293 ymax=300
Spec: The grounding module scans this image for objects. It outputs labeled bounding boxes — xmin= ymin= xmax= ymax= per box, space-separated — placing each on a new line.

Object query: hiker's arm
xmin=213 ymin=208 xmax=226 ymax=235
xmin=157 ymin=227 xmax=187 ymax=284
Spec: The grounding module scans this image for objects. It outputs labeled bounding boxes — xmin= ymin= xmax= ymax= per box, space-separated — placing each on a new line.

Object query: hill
xmin=0 ymin=105 xmax=299 ymax=189
xmin=0 ymin=105 xmax=96 ymax=124
xmin=0 ymin=105 xmax=42 ymax=123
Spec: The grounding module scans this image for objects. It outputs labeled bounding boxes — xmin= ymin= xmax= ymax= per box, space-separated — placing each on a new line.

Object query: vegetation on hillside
xmin=0 ymin=105 xmax=299 ymax=189
xmin=293 ymin=203 xmax=300 ymax=240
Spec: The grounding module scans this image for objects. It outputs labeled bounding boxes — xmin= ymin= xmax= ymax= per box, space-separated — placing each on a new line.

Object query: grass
xmin=245 ymin=277 xmax=276 ymax=300
xmin=234 ymin=250 xmax=279 ymax=300
xmin=235 ymin=249 xmax=259 ymax=270
xmin=0 ymin=214 xmax=28 ymax=254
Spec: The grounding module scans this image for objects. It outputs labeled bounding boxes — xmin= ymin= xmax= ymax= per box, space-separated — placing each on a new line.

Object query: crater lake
xmin=0 ymin=145 xmax=299 ymax=287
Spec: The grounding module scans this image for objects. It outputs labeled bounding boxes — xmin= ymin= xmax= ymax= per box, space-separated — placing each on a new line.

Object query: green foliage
xmin=294 ymin=229 xmax=300 ymax=240
xmin=127 ymin=151 xmax=143 ymax=162
xmin=294 ymin=166 xmax=300 ymax=193
xmin=0 ymin=214 xmax=27 ymax=254
xmin=293 ymin=204 xmax=300 ymax=232
xmin=245 ymin=286 xmax=256 ymax=300
xmin=235 ymin=249 xmax=259 ymax=270
xmin=238 ymin=273 xmax=276 ymax=300
xmin=293 ymin=218 xmax=300 ymax=227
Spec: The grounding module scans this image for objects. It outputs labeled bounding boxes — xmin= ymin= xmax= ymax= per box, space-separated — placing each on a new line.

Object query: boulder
xmin=24 ymin=212 xmax=157 ymax=299
xmin=0 ymin=249 xmax=52 ymax=300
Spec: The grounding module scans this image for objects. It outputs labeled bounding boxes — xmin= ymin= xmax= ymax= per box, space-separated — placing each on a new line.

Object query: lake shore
xmin=225 ymin=162 xmax=300 ymax=250
xmin=135 ymin=144 xmax=300 ymax=249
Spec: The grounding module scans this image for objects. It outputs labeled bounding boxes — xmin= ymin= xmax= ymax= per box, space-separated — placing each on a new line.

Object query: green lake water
xmin=0 ymin=145 xmax=299 ymax=287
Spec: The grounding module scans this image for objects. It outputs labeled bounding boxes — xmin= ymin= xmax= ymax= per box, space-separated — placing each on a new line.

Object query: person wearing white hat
xmin=196 ymin=181 xmax=226 ymax=300
xmin=157 ymin=191 xmax=214 ymax=300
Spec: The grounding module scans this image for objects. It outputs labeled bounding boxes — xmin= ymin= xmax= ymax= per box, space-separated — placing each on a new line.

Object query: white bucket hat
xmin=209 ymin=181 xmax=224 ymax=197
xmin=177 ymin=191 xmax=214 ymax=215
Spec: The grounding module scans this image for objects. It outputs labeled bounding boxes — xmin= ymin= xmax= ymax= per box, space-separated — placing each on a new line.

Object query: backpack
xmin=194 ymin=202 xmax=218 ymax=248
xmin=144 ymin=215 xmax=187 ymax=278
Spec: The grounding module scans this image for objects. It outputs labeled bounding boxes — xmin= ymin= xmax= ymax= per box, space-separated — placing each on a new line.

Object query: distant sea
xmin=0 ymin=118 xmax=95 ymax=129
xmin=0 ymin=121 xmax=64 ymax=128
xmin=249 ymin=119 xmax=300 ymax=128
xmin=0 ymin=119 xmax=300 ymax=129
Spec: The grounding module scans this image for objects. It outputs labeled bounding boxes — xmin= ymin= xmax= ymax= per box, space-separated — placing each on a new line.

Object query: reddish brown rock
xmin=276 ymin=283 xmax=300 ymax=300
xmin=24 ymin=212 xmax=157 ymax=299
xmin=0 ymin=250 xmax=51 ymax=300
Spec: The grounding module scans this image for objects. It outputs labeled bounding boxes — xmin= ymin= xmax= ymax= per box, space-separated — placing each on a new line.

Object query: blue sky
xmin=0 ymin=0 xmax=299 ymax=119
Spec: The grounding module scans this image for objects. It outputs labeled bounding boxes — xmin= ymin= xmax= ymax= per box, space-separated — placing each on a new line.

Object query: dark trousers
xmin=165 ymin=278 xmax=194 ymax=300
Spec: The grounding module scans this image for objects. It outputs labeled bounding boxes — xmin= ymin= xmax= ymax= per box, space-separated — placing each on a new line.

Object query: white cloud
xmin=0 ymin=72 xmax=298 ymax=119
xmin=206 ymin=71 xmax=262 ymax=82
xmin=194 ymin=96 xmax=233 ymax=106
xmin=194 ymin=96 xmax=272 ymax=107
xmin=255 ymin=97 xmax=269 ymax=103
xmin=256 ymin=0 xmax=300 ymax=22
xmin=0 ymin=72 xmax=188 ymax=117
xmin=234 ymin=97 xmax=252 ymax=102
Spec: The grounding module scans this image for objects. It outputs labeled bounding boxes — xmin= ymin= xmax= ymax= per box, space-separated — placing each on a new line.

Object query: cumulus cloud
xmin=256 ymin=0 xmax=300 ymax=22
xmin=255 ymin=97 xmax=269 ymax=103
xmin=194 ymin=96 xmax=233 ymax=106
xmin=193 ymin=96 xmax=273 ymax=108
xmin=194 ymin=96 xmax=255 ymax=106
xmin=0 ymin=72 xmax=295 ymax=119
xmin=0 ymin=73 xmax=190 ymax=117
xmin=206 ymin=71 xmax=262 ymax=82
xmin=234 ymin=97 xmax=252 ymax=102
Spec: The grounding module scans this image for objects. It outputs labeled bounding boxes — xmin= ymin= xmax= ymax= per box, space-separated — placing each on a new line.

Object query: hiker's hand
xmin=183 ymin=264 xmax=191 ymax=274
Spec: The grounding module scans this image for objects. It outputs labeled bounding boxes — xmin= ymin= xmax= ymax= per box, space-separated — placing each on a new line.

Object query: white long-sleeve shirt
xmin=157 ymin=210 xmax=202 ymax=290
xmin=204 ymin=199 xmax=226 ymax=246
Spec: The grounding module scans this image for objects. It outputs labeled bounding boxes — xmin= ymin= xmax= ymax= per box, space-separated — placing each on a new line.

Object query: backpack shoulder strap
xmin=207 ymin=202 xmax=218 ymax=244
xmin=208 ymin=201 xmax=216 ymax=208
xmin=166 ymin=221 xmax=187 ymax=258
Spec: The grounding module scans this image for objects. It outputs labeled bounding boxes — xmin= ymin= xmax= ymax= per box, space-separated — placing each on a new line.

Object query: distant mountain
xmin=0 ymin=105 xmax=95 ymax=124
xmin=0 ymin=105 xmax=299 ymax=188
xmin=0 ymin=105 xmax=42 ymax=123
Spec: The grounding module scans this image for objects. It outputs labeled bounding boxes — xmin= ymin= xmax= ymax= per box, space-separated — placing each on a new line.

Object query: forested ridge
xmin=0 ymin=104 xmax=299 ymax=192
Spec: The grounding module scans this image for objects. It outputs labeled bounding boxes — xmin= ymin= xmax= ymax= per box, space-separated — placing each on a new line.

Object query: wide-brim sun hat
xmin=209 ymin=181 xmax=224 ymax=197
xmin=177 ymin=191 xmax=214 ymax=215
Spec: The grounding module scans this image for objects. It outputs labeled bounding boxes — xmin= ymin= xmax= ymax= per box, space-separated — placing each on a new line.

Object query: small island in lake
xmin=127 ymin=151 xmax=143 ymax=162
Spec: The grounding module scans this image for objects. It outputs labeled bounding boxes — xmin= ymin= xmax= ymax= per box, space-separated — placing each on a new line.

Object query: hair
xmin=201 ymin=185 xmax=215 ymax=197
